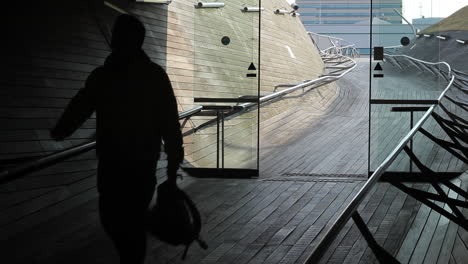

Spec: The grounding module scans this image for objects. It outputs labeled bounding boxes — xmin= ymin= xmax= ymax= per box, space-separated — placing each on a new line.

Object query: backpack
xmin=146 ymin=181 xmax=208 ymax=259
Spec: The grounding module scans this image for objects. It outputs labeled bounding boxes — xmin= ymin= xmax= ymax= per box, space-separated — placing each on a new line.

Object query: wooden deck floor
xmin=3 ymin=172 xmax=467 ymax=264
xmin=2 ymin=62 xmax=467 ymax=263
xmin=319 ymin=172 xmax=468 ymax=264
xmin=2 ymin=175 xmax=364 ymax=264
xmin=259 ymin=62 xmax=369 ymax=177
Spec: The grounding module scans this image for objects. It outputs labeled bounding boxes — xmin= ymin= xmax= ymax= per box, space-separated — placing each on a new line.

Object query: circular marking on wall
xmin=401 ymin=36 xmax=411 ymax=46
xmin=221 ymin=36 xmax=230 ymax=45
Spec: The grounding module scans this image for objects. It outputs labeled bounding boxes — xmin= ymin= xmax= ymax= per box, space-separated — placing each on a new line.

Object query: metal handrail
xmin=385 ymin=54 xmax=452 ymax=78
xmin=308 ymin=32 xmax=344 ymax=41
xmin=0 ymin=31 xmax=358 ymax=185
xmin=243 ymin=33 xmax=358 ymax=109
xmin=308 ymin=31 xmax=358 ymax=59
xmin=304 ymin=53 xmax=459 ymax=263
xmin=256 ymin=58 xmax=356 ymax=106
xmin=308 ymin=32 xmax=355 ymax=47
xmin=393 ymin=8 xmax=418 ymax=36
xmin=182 ymin=33 xmax=358 ymax=135
xmin=0 ymin=106 xmax=203 ymax=184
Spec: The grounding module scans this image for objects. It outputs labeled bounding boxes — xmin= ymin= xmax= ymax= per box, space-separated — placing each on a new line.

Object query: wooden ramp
xmin=319 ymin=173 xmax=468 ymax=264
xmin=1 ymin=175 xmax=364 ymax=264
xmin=259 ymin=62 xmax=369 ymax=177
xmin=3 ymin=172 xmax=467 ymax=263
xmin=2 ymin=62 xmax=467 ymax=263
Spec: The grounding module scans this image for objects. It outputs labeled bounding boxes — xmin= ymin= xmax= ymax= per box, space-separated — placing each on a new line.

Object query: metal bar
xmin=0 ymin=141 xmax=96 ymax=184
xmin=179 ymin=106 xmax=203 ymax=119
xmin=221 ymin=111 xmax=225 ymax=169
xmin=0 ymin=31 xmax=359 ymax=186
xmin=391 ymin=107 xmax=431 ymax=112
xmin=194 ymin=97 xmax=258 ymax=103
xmin=251 ymin=56 xmax=357 ymax=106
xmin=216 ymin=110 xmax=220 ymax=169
xmin=202 ymin=105 xmax=242 ymax=110
xmin=182 ymin=48 xmax=357 ymax=143
xmin=410 ymin=111 xmax=414 ymax=173
xmin=371 ymin=99 xmax=438 ymax=105
xmin=0 ymin=105 xmax=204 ymax=185
xmin=393 ymin=8 xmax=417 ymax=36
xmin=325 ymin=65 xmax=354 ymax=69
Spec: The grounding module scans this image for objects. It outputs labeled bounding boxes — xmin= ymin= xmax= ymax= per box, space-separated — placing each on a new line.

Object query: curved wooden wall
xmin=0 ymin=0 xmax=326 ymax=242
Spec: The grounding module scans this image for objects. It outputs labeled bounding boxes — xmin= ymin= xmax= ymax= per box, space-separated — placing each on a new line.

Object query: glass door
xmin=366 ymin=1 xmax=468 ymax=262
xmin=186 ymin=0 xmax=261 ymax=177
xmin=369 ymin=0 xmax=448 ymax=174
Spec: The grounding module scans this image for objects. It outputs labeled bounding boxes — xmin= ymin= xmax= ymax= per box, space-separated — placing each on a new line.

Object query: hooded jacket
xmin=51 ymin=49 xmax=183 ymax=164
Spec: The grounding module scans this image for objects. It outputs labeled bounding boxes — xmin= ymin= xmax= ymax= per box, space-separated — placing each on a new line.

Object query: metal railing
xmin=0 ymin=32 xmax=358 ymax=185
xmin=304 ymin=52 xmax=466 ymax=263
xmin=308 ymin=32 xmax=359 ymax=59
xmin=0 ymin=107 xmax=203 ymax=184
xmin=175 ymin=32 xmax=359 ymax=134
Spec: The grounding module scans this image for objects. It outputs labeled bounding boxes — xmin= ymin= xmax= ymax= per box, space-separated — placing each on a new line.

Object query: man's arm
xmin=50 ymin=69 xmax=100 ymax=140
xmin=158 ymin=68 xmax=184 ymax=181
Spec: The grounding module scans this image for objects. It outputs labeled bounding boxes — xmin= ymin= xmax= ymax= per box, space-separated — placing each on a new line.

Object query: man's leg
xmin=98 ymin=160 xmax=156 ymax=264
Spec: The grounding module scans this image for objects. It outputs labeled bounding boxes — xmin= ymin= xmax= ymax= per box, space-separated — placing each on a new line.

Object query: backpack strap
xmin=182 ymin=244 xmax=190 ymax=260
xmin=179 ymin=190 xmax=208 ymax=259
xmin=180 ymin=190 xmax=202 ymax=235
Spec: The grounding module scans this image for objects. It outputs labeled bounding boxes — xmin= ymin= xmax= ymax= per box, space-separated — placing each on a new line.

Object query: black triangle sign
xmin=248 ymin=62 xmax=257 ymax=71
xmin=374 ymin=63 xmax=383 ymax=71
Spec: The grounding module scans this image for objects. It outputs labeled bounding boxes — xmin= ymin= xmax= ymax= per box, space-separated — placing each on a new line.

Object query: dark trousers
xmin=97 ymin=159 xmax=156 ymax=264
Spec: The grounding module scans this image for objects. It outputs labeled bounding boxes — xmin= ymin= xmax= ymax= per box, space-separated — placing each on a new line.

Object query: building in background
xmin=413 ymin=17 xmax=443 ymax=25
xmin=298 ymin=0 xmax=411 ymax=54
xmin=299 ymin=0 xmax=402 ymax=25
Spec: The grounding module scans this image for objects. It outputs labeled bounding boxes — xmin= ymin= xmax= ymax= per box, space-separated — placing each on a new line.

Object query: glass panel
xmin=189 ymin=1 xmax=260 ymax=170
xmin=369 ymin=0 xmax=448 ymax=172
xmin=360 ymin=0 xmax=468 ymax=263
xmin=314 ymin=1 xmax=467 ymax=262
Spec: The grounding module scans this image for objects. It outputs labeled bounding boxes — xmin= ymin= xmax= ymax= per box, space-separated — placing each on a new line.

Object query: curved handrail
xmin=183 ymin=32 xmax=358 ymax=134
xmin=308 ymin=32 xmax=344 ymax=41
xmin=255 ymin=57 xmax=357 ymax=106
xmin=0 ymin=106 xmax=203 ymax=184
xmin=304 ymin=53 xmax=459 ymax=263
xmin=183 ymin=50 xmax=358 ymax=134
xmin=308 ymin=32 xmax=355 ymax=47
xmin=385 ymin=54 xmax=452 ymax=77
xmin=0 ymin=31 xmax=359 ymax=185
xmin=308 ymin=31 xmax=359 ymax=59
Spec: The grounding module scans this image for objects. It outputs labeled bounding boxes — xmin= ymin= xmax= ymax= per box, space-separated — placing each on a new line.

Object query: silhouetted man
xmin=51 ymin=14 xmax=183 ymax=264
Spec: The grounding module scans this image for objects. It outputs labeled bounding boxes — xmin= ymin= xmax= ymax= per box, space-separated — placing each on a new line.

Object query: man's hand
xmin=167 ymin=147 xmax=184 ymax=182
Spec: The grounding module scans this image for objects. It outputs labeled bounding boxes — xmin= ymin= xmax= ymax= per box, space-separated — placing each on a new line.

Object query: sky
xmin=403 ymin=0 xmax=468 ymax=21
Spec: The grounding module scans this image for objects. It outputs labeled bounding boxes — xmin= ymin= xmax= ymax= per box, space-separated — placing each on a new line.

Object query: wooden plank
xmin=423 ymin=185 xmax=461 ymax=264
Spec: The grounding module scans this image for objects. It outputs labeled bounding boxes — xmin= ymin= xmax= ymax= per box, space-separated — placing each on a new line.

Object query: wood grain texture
xmin=0 ymin=0 xmax=326 ymax=246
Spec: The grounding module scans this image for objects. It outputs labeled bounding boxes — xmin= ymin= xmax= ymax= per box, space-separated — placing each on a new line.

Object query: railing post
xmin=409 ymin=111 xmax=414 ymax=173
xmin=216 ymin=110 xmax=220 ymax=169
xmin=221 ymin=110 xmax=225 ymax=169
